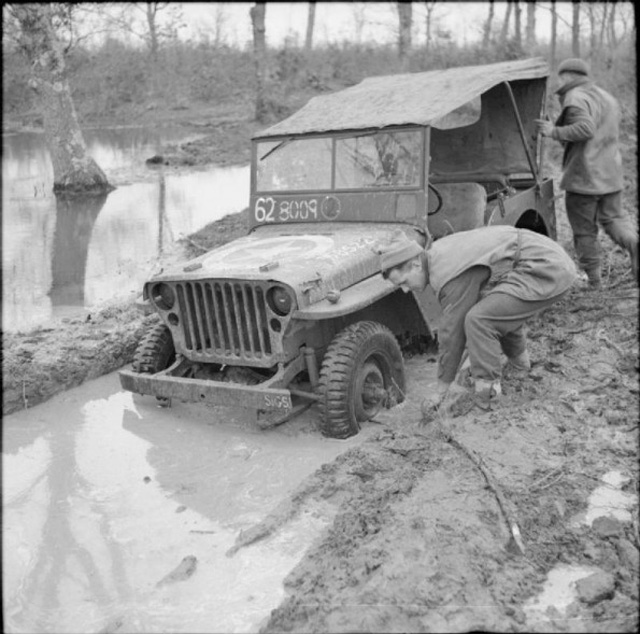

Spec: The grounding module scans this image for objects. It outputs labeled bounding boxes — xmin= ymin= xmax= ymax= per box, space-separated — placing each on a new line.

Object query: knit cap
xmin=558 ymin=58 xmax=590 ymax=76
xmin=373 ymin=229 xmax=423 ymax=273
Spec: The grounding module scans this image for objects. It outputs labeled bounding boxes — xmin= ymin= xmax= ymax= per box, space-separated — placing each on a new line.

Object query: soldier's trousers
xmin=464 ymin=290 xmax=569 ymax=383
xmin=565 ymin=190 xmax=637 ymax=279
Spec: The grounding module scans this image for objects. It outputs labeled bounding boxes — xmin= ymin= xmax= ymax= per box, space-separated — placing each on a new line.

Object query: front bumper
xmin=119 ymin=368 xmax=293 ymax=411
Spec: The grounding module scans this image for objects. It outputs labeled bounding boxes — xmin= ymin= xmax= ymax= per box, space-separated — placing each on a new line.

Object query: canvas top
xmin=254 ymin=57 xmax=549 ymax=138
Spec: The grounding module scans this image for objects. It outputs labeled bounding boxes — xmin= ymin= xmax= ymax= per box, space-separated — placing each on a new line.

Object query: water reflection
xmin=2 ymin=128 xmax=250 ymax=333
xmin=50 ymin=193 xmax=109 ymax=309
xmin=2 ymin=373 xmax=360 ymax=633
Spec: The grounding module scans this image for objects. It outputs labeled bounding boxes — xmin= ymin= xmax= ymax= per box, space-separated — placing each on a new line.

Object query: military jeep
xmin=119 ymin=57 xmax=556 ymax=439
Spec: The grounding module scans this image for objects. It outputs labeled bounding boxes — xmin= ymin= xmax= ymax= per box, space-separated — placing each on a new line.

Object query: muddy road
xmin=2 ymin=370 xmax=388 ymax=633
xmin=4 ymin=257 xmax=638 ymax=633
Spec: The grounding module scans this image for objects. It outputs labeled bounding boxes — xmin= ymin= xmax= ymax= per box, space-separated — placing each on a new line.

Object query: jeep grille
xmin=175 ymin=281 xmax=274 ymax=364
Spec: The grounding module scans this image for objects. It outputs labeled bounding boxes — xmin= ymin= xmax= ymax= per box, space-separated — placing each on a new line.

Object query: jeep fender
xmin=293 ymin=275 xmax=396 ymax=320
xmin=293 ymin=274 xmax=441 ymax=338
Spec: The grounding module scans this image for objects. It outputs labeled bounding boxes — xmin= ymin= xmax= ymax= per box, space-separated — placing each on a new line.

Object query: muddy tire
xmin=132 ymin=323 xmax=175 ymax=374
xmin=317 ymin=321 xmax=405 ymax=439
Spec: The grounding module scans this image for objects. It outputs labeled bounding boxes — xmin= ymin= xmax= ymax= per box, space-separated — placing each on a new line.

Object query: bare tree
xmin=7 ymin=3 xmax=112 ymax=194
xmin=396 ymin=1 xmax=412 ymax=70
xmin=525 ymin=1 xmax=536 ymax=51
xmin=250 ymin=2 xmax=268 ymax=122
xmin=483 ymin=0 xmax=495 ymax=47
xmin=500 ymin=1 xmax=513 ymax=44
xmin=607 ymin=1 xmax=618 ymax=49
xmin=514 ymin=0 xmax=522 ymax=52
xmin=211 ymin=3 xmax=228 ymax=47
xmin=351 ymin=2 xmax=368 ymax=45
xmin=423 ymin=1 xmax=437 ymax=54
xmin=571 ymin=1 xmax=580 ymax=57
xmin=93 ymin=3 xmax=184 ymax=98
xmin=550 ymin=0 xmax=557 ymax=69
xmin=305 ymin=1 xmax=316 ymax=51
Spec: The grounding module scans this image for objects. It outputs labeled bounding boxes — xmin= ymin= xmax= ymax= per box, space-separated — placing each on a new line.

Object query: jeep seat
xmin=427 ymin=181 xmax=487 ymax=239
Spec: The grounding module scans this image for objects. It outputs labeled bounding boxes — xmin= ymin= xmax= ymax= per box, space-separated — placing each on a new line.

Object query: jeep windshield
xmin=256 ymin=129 xmax=423 ymax=192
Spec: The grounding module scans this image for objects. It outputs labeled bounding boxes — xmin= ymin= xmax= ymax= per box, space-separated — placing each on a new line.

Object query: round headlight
xmin=267 ymin=286 xmax=293 ymax=316
xmin=150 ymin=283 xmax=175 ymax=310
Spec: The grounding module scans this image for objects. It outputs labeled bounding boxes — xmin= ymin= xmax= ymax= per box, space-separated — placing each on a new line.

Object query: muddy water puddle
xmin=2 ymin=371 xmax=381 ymax=633
xmin=2 ymin=127 xmax=250 ymax=333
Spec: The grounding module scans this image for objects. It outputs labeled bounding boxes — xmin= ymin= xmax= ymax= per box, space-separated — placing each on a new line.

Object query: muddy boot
xmin=586 ymin=269 xmax=602 ymax=290
xmin=473 ymin=379 xmax=502 ymax=411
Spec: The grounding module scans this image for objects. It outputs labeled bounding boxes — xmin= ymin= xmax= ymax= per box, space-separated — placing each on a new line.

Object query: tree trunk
xmin=12 ymin=4 xmax=112 ymax=194
xmin=482 ymin=0 xmax=495 ymax=46
xmin=572 ymin=1 xmax=581 ymax=57
xmin=500 ymin=1 xmax=513 ymax=44
xmin=146 ymin=2 xmax=160 ymax=98
xmin=250 ymin=2 xmax=268 ymax=122
xmin=514 ymin=0 xmax=522 ymax=52
xmin=586 ymin=3 xmax=597 ymax=62
xmin=550 ymin=0 xmax=557 ymax=70
xmin=607 ymin=2 xmax=618 ymax=49
xmin=305 ymin=1 xmax=316 ymax=52
xmin=425 ymin=1 xmax=436 ymax=54
xmin=525 ymin=1 xmax=536 ymax=51
xmin=397 ymin=2 xmax=412 ymax=71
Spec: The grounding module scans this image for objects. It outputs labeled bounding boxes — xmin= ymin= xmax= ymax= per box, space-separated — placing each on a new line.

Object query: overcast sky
xmin=180 ymin=2 xmax=583 ymax=48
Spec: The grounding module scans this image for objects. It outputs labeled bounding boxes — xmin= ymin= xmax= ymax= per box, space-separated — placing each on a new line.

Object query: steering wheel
xmin=427 ymin=183 xmax=443 ymax=216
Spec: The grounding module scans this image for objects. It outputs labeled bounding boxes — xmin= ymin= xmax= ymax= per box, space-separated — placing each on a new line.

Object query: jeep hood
xmin=151 ymin=223 xmax=423 ymax=307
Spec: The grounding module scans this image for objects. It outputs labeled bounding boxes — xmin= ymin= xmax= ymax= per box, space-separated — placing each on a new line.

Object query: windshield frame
xmin=253 ymin=126 xmax=426 ymax=195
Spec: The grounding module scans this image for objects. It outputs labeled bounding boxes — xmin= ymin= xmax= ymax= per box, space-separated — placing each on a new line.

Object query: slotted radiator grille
xmin=175 ymin=281 xmax=273 ymax=363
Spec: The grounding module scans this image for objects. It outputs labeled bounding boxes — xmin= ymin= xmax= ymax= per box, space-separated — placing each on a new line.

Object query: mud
xmin=3 ymin=102 xmax=638 ymax=633
xmin=231 ymin=264 xmax=638 ymax=633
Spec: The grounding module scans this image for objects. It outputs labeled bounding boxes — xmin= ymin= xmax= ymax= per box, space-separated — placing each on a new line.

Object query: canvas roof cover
xmin=254 ymin=57 xmax=549 ymax=139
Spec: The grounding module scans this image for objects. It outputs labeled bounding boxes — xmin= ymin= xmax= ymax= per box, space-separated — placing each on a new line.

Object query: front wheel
xmin=132 ymin=322 xmax=175 ymax=373
xmin=317 ymin=321 xmax=406 ymax=439
xmin=132 ymin=322 xmax=176 ymax=406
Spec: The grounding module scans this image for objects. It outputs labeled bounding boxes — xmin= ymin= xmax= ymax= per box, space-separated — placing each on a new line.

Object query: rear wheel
xmin=317 ymin=321 xmax=405 ymax=439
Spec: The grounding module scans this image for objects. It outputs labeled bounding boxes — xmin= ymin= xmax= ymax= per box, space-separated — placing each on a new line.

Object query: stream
xmin=2 ymin=126 xmax=250 ymax=333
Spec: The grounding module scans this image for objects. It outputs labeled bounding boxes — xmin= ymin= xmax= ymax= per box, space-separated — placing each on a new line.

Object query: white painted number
xmin=264 ymin=394 xmax=292 ymax=409
xmin=255 ymin=196 xmax=276 ymax=222
xmin=255 ymin=197 xmax=318 ymax=223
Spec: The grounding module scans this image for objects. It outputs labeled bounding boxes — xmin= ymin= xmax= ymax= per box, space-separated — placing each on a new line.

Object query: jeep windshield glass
xmin=257 ymin=137 xmax=332 ymax=191
xmin=335 ymin=130 xmax=422 ymax=188
xmin=256 ymin=130 xmax=422 ymax=192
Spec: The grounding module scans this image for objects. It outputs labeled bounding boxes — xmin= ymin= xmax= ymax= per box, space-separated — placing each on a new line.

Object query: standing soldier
xmin=536 ymin=57 xmax=638 ymax=288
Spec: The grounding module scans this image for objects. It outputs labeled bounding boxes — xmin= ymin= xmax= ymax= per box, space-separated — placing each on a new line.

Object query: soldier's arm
xmin=436 ymin=266 xmax=490 ymax=384
xmin=551 ymin=105 xmax=596 ymax=142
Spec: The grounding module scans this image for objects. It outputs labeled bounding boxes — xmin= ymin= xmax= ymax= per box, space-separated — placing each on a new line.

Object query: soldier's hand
xmin=535 ymin=118 xmax=554 ymax=137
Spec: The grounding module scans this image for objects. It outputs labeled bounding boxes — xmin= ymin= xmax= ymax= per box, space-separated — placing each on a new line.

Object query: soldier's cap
xmin=373 ymin=229 xmax=423 ymax=273
xmin=558 ymin=58 xmax=590 ymax=76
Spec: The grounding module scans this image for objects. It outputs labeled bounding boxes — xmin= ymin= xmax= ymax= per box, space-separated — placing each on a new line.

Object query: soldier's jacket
xmin=427 ymin=225 xmax=577 ymax=302
xmin=552 ymin=79 xmax=623 ymax=195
